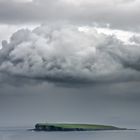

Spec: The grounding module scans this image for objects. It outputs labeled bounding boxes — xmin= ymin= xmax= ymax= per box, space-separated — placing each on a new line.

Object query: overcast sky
xmin=0 ymin=0 xmax=140 ymax=30
xmin=0 ymin=0 xmax=140 ymax=129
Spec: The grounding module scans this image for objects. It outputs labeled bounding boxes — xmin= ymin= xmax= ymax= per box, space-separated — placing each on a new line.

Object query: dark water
xmin=0 ymin=127 xmax=140 ymax=140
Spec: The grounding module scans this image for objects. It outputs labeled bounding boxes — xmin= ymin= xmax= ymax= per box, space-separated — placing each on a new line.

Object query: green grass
xmin=35 ymin=123 xmax=124 ymax=131
xmin=47 ymin=123 xmax=116 ymax=129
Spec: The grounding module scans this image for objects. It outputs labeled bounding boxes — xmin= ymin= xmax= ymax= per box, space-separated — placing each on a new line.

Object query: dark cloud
xmin=1 ymin=24 xmax=140 ymax=85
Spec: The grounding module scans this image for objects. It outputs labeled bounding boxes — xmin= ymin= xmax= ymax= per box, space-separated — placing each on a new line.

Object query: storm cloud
xmin=0 ymin=24 xmax=140 ymax=84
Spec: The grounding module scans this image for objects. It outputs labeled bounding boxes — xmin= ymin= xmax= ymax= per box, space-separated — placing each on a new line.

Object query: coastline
xmin=33 ymin=123 xmax=128 ymax=132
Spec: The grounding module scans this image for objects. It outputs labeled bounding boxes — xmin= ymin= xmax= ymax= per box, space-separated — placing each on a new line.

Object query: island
xmin=34 ymin=123 xmax=127 ymax=131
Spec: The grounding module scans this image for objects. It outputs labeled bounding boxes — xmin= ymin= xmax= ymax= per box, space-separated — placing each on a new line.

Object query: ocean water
xmin=0 ymin=127 xmax=140 ymax=140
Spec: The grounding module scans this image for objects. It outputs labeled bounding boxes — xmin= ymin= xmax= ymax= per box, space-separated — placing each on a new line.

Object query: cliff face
xmin=35 ymin=124 xmax=86 ymax=131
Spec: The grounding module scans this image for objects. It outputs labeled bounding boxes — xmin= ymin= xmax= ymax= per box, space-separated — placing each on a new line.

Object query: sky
xmin=0 ymin=0 xmax=140 ymax=129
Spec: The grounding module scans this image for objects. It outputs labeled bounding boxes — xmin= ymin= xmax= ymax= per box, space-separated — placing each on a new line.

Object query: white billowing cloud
xmin=1 ymin=24 xmax=140 ymax=84
xmin=13 ymin=0 xmax=33 ymax=3
xmin=0 ymin=24 xmax=38 ymax=49
xmin=61 ymin=0 xmax=134 ymax=5
xmin=79 ymin=26 xmax=140 ymax=45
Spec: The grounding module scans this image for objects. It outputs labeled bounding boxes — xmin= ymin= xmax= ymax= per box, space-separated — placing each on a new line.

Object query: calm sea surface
xmin=0 ymin=127 xmax=140 ymax=140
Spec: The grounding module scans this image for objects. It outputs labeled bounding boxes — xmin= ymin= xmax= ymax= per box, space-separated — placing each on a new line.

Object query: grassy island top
xmin=34 ymin=123 xmax=127 ymax=131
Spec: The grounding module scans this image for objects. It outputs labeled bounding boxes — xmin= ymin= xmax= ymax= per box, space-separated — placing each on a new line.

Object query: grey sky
xmin=0 ymin=82 xmax=140 ymax=129
xmin=0 ymin=0 xmax=140 ymax=129
xmin=0 ymin=0 xmax=140 ymax=31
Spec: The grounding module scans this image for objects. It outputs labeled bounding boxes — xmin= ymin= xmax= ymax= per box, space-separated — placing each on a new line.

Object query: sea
xmin=0 ymin=127 xmax=140 ymax=140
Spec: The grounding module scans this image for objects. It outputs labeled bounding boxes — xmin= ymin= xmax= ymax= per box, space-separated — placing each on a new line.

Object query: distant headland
xmin=33 ymin=123 xmax=128 ymax=131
